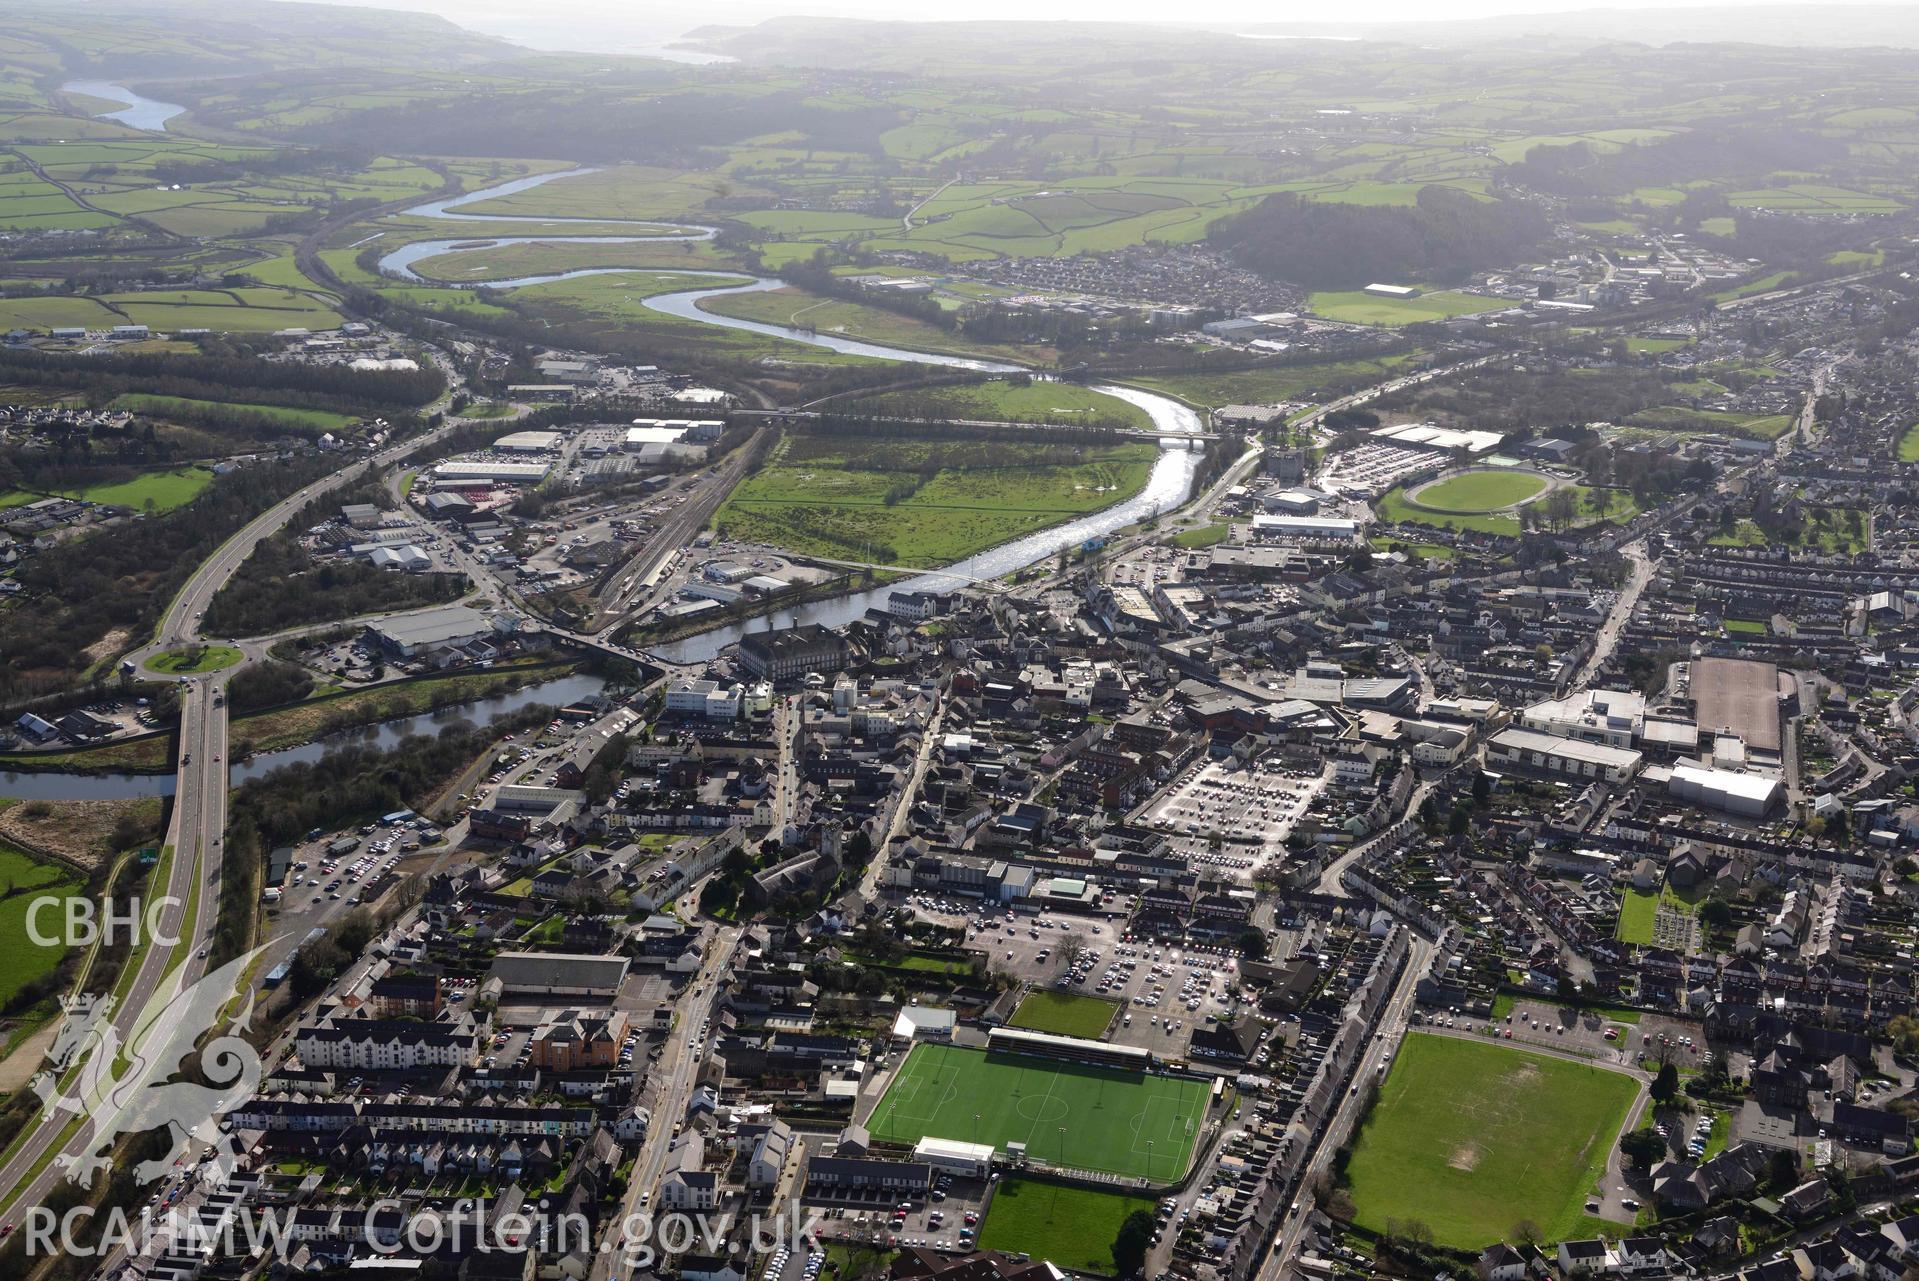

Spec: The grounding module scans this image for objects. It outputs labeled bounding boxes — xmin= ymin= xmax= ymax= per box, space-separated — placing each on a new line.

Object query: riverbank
xmin=0 ymin=659 xmax=584 ymax=779
xmin=59 ymin=79 xmax=185 ymax=132
xmin=229 ymin=659 xmax=578 ymax=760
xmin=621 ymin=570 xmax=895 ymax=648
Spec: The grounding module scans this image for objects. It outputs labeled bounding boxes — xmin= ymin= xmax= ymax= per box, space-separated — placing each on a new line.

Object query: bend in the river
xmin=61 ymin=79 xmax=185 ymax=132
xmin=379 ymin=167 xmax=1210 ymax=663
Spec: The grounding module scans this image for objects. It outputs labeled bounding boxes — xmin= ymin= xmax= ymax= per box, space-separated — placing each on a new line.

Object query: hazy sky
xmin=314 ymin=0 xmax=1919 ymax=52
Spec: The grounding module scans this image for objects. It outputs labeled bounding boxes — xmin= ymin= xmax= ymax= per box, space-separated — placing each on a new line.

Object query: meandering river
xmin=385 ymin=168 xmax=1212 ymax=663
xmin=2 ymin=139 xmax=1209 ymax=800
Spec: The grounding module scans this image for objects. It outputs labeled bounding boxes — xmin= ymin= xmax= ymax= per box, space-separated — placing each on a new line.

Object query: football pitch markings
xmin=867 ymin=1043 xmax=1208 ymax=1180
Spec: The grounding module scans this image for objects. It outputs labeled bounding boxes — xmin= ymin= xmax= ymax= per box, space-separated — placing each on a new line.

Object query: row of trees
xmin=0 ymin=346 xmax=445 ymax=413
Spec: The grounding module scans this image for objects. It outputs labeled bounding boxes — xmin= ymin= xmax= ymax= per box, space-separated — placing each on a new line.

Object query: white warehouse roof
xmin=1490 ymin=727 xmax=1642 ymax=771
xmin=495 ymin=430 xmax=563 ymax=452
xmin=1670 ymin=762 xmax=1782 ymax=815
xmin=433 ymin=459 xmax=551 ymax=482
xmin=1250 ymin=514 xmax=1360 ymax=539
xmin=1371 ymin=423 xmax=1506 ymax=453
xmin=369 ymin=604 xmax=494 ymax=649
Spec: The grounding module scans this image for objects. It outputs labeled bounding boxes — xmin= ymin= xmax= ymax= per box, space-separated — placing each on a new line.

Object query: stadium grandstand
xmin=986 ymin=1026 xmax=1155 ymax=1072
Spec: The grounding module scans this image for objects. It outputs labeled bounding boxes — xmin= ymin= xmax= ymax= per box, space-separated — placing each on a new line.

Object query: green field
xmin=1409 ymin=470 xmax=1550 ymax=513
xmin=1899 ymin=422 xmax=1919 ymax=462
xmin=977 ymin=1180 xmax=1156 ymax=1274
xmin=113 ymin=394 xmax=358 ymax=434
xmin=1171 ymin=522 xmax=1232 ymax=548
xmin=1828 ymin=248 xmax=1886 ymax=268
xmin=407 ymin=235 xmax=737 ymax=283
xmin=1626 ymin=406 xmax=1794 ymax=440
xmin=845 ymin=379 xmax=1152 ymax=430
xmin=1726 ymin=184 xmax=1902 ymax=214
xmin=1709 ymin=271 xmax=1794 ymax=303
xmin=717 ymin=431 xmax=1156 ymax=568
xmin=1344 ymin=1034 xmax=1638 ymax=1249
xmin=0 ymin=845 xmax=86 ymax=1007
xmin=0 ymin=288 xmax=342 ymax=335
xmin=1616 ymin=888 xmax=1659 ymax=945
xmin=1009 ymin=991 xmax=1120 ymax=1039
xmin=1616 ymin=886 xmax=1699 ymax=945
xmin=502 ymin=272 xmax=892 ymax=373
xmin=0 ymin=295 xmax=123 ymax=330
xmin=698 ymin=285 xmax=1040 ymax=365
xmin=147 ymin=644 xmax=243 ymax=674
xmin=867 ymin=1042 xmax=1209 ymax=1181
xmin=57 ymin=467 xmax=213 ymax=511
xmin=1307 ymin=289 xmax=1506 ymax=327
xmin=104 ymin=288 xmax=343 ymax=333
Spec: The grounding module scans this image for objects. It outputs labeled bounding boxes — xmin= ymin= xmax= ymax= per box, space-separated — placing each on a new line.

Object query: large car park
xmin=1147 ymin=757 xmax=1327 ymax=875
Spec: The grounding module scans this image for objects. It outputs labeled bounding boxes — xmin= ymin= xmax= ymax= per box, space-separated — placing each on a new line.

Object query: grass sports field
xmin=1376 ymin=483 xmax=1638 ymax=537
xmin=1009 ymin=991 xmax=1119 ymax=1039
xmin=1344 ymin=1034 xmax=1638 ymax=1249
xmin=978 ymin=1180 xmax=1155 ymax=1274
xmin=1408 ymin=470 xmax=1549 ymax=513
xmin=867 ymin=1043 xmax=1208 ymax=1181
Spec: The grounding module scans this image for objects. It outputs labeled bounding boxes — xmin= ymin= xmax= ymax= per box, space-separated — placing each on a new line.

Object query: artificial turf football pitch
xmin=866 ymin=1043 xmax=1210 ymax=1182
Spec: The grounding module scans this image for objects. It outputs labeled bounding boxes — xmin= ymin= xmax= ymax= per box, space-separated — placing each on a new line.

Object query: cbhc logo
xmin=27 ymin=897 xmax=183 ymax=948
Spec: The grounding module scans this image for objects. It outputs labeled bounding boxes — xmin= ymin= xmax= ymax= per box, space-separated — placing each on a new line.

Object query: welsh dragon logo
xmin=31 ymin=946 xmax=269 ymax=1188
